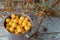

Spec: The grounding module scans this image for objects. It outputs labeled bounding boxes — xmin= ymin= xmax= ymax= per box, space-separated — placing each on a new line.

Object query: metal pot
xmin=0 ymin=11 xmax=34 ymax=40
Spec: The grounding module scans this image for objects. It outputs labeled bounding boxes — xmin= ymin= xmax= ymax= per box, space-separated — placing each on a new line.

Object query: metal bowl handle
xmin=25 ymin=15 xmax=44 ymax=38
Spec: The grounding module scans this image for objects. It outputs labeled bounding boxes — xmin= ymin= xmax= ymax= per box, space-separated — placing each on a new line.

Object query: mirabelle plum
xmin=9 ymin=21 xmax=12 ymax=25
xmin=20 ymin=16 xmax=25 ymax=21
xmin=13 ymin=19 xmax=19 ymax=23
xmin=10 ymin=27 xmax=14 ymax=32
xmin=12 ymin=23 xmax=17 ymax=28
xmin=17 ymin=28 xmax=24 ymax=33
xmin=6 ymin=18 xmax=10 ymax=23
xmin=18 ymin=20 xmax=22 ymax=25
xmin=6 ymin=26 xmax=10 ymax=31
xmin=24 ymin=26 xmax=30 ymax=31
xmin=25 ymin=18 xmax=29 ymax=21
xmin=22 ymin=22 xmax=27 ymax=27
xmin=11 ymin=19 xmax=14 ymax=22
xmin=15 ymin=29 xmax=19 ymax=34
xmin=11 ymin=14 xmax=16 ymax=19
xmin=6 ymin=24 xmax=10 ymax=27
xmin=23 ymin=20 xmax=28 ymax=24
xmin=28 ymin=22 xmax=32 ymax=27
xmin=16 ymin=25 xmax=20 ymax=29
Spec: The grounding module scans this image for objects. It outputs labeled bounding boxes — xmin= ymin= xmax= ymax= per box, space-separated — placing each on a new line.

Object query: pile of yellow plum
xmin=5 ymin=14 xmax=32 ymax=34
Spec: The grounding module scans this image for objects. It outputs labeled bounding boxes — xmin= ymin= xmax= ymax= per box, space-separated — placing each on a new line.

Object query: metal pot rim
xmin=3 ymin=12 xmax=34 ymax=35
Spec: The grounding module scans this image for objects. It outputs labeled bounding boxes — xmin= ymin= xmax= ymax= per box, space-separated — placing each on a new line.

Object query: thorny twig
xmin=51 ymin=0 xmax=60 ymax=8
